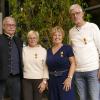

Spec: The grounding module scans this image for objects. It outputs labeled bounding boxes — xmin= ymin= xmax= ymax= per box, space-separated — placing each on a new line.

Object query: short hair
xmin=69 ymin=4 xmax=83 ymax=14
xmin=3 ymin=16 xmax=16 ymax=26
xmin=50 ymin=26 xmax=65 ymax=38
xmin=27 ymin=30 xmax=39 ymax=41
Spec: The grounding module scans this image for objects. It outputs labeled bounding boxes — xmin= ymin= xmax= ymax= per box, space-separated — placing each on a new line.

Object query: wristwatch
xmin=67 ymin=75 xmax=73 ymax=80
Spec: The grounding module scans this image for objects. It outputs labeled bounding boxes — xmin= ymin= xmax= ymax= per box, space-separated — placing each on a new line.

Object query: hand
xmin=38 ymin=81 xmax=46 ymax=93
xmin=63 ymin=77 xmax=72 ymax=91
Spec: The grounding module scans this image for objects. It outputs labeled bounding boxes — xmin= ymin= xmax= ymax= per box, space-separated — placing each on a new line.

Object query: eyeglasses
xmin=70 ymin=11 xmax=82 ymax=16
xmin=5 ymin=24 xmax=16 ymax=27
xmin=28 ymin=37 xmax=37 ymax=40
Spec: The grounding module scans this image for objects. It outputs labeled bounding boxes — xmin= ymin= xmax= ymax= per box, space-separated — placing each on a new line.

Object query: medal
xmin=60 ymin=51 xmax=64 ymax=57
xmin=35 ymin=53 xmax=37 ymax=59
xmin=83 ymin=38 xmax=87 ymax=44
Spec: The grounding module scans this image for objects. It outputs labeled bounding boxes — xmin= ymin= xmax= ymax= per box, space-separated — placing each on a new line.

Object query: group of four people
xmin=0 ymin=3 xmax=100 ymax=100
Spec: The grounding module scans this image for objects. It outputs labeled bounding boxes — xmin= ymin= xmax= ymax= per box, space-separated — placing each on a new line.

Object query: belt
xmin=49 ymin=69 xmax=68 ymax=77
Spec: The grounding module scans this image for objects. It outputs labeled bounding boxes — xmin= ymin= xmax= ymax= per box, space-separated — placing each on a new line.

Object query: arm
xmin=38 ymin=50 xmax=49 ymax=93
xmin=68 ymin=56 xmax=76 ymax=79
xmin=63 ymin=56 xmax=76 ymax=91
xmin=42 ymin=50 xmax=49 ymax=80
xmin=92 ymin=23 xmax=100 ymax=79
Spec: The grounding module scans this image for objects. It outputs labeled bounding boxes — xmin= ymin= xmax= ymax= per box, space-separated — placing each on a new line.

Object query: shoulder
xmin=63 ymin=44 xmax=73 ymax=53
xmin=23 ymin=46 xmax=28 ymax=51
xmin=87 ymin=22 xmax=99 ymax=29
xmin=69 ymin=26 xmax=76 ymax=33
xmin=34 ymin=45 xmax=47 ymax=55
xmin=38 ymin=45 xmax=47 ymax=51
xmin=14 ymin=36 xmax=23 ymax=46
xmin=63 ymin=44 xmax=72 ymax=50
xmin=0 ymin=34 xmax=8 ymax=43
xmin=47 ymin=48 xmax=51 ymax=52
xmin=0 ymin=34 xmax=6 ymax=38
xmin=62 ymin=44 xmax=74 ymax=56
xmin=0 ymin=34 xmax=3 ymax=39
xmin=14 ymin=36 xmax=23 ymax=42
xmin=0 ymin=34 xmax=3 ymax=37
xmin=69 ymin=26 xmax=76 ymax=38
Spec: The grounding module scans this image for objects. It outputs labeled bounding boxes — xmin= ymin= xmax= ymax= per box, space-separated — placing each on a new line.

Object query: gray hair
xmin=69 ymin=4 xmax=83 ymax=13
xmin=3 ymin=16 xmax=16 ymax=26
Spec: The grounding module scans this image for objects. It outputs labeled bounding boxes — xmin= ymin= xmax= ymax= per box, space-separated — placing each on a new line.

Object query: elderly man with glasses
xmin=69 ymin=4 xmax=100 ymax=100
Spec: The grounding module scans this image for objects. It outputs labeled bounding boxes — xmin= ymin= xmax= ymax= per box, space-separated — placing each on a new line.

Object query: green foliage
xmin=8 ymin=0 xmax=87 ymax=48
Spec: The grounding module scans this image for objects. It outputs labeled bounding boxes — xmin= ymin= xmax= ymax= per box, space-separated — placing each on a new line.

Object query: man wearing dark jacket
xmin=0 ymin=16 xmax=23 ymax=100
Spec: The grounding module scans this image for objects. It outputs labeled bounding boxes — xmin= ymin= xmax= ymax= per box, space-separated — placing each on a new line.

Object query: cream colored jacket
xmin=23 ymin=45 xmax=49 ymax=79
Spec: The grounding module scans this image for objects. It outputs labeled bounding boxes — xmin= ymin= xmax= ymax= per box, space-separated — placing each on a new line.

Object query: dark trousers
xmin=23 ymin=79 xmax=43 ymax=100
xmin=0 ymin=76 xmax=21 ymax=100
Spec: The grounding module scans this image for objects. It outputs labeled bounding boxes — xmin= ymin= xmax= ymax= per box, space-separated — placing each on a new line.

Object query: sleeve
xmin=93 ymin=23 xmax=100 ymax=52
xmin=22 ymin=47 xmax=26 ymax=67
xmin=42 ymin=49 xmax=49 ymax=79
xmin=66 ymin=45 xmax=74 ymax=57
xmin=92 ymin=23 xmax=100 ymax=67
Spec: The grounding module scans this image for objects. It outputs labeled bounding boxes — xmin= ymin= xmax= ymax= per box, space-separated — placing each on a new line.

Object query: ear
xmin=82 ymin=11 xmax=85 ymax=16
xmin=68 ymin=13 xmax=72 ymax=19
xmin=2 ymin=24 xmax=5 ymax=30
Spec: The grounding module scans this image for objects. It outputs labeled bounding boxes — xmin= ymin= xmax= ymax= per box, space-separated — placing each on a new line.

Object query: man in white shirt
xmin=69 ymin=4 xmax=100 ymax=100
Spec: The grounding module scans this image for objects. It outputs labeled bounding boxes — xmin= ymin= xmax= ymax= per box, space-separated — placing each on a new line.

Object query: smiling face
xmin=3 ymin=17 xmax=16 ymax=36
xmin=51 ymin=26 xmax=64 ymax=45
xmin=52 ymin=31 xmax=63 ymax=45
xmin=27 ymin=31 xmax=39 ymax=47
xmin=69 ymin=4 xmax=84 ymax=26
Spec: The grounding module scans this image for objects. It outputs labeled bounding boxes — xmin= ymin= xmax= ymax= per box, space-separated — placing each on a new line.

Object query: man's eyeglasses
xmin=5 ymin=24 xmax=16 ymax=27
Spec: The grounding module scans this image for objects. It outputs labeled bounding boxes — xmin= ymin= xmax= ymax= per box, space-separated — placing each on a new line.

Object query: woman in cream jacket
xmin=22 ymin=30 xmax=49 ymax=100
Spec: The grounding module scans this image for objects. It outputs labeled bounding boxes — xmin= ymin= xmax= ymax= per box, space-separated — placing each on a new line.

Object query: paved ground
xmin=5 ymin=97 xmax=48 ymax=100
xmin=4 ymin=91 xmax=48 ymax=100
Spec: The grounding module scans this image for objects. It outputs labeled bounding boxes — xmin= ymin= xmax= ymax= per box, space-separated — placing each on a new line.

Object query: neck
xmin=76 ymin=20 xmax=86 ymax=27
xmin=28 ymin=44 xmax=39 ymax=48
xmin=53 ymin=43 xmax=63 ymax=48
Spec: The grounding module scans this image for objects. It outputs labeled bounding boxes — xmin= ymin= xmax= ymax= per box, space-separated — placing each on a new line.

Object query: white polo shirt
xmin=69 ymin=22 xmax=100 ymax=72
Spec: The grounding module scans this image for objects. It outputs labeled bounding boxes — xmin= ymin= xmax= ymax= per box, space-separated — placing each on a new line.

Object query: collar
xmin=4 ymin=33 xmax=14 ymax=39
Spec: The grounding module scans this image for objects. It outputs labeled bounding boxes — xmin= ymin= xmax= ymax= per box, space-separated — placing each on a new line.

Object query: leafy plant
xmin=8 ymin=0 xmax=87 ymax=48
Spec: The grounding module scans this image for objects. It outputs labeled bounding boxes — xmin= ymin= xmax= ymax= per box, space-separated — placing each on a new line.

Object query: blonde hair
xmin=3 ymin=16 xmax=16 ymax=26
xmin=69 ymin=4 xmax=83 ymax=14
xmin=50 ymin=26 xmax=65 ymax=38
xmin=27 ymin=30 xmax=39 ymax=41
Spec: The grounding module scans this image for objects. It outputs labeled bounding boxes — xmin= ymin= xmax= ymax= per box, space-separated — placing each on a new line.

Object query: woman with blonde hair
xmin=22 ymin=30 xmax=49 ymax=100
xmin=46 ymin=26 xmax=76 ymax=100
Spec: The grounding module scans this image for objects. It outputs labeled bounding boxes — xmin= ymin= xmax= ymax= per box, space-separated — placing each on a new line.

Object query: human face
xmin=70 ymin=7 xmax=84 ymax=26
xmin=3 ymin=18 xmax=16 ymax=36
xmin=52 ymin=31 xmax=63 ymax=45
xmin=28 ymin=33 xmax=38 ymax=47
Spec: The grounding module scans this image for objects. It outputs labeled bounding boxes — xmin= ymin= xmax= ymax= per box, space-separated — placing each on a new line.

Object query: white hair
xmin=27 ymin=30 xmax=39 ymax=41
xmin=3 ymin=16 xmax=16 ymax=26
xmin=69 ymin=4 xmax=83 ymax=13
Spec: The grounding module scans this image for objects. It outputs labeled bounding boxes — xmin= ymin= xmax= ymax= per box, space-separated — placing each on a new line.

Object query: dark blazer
xmin=0 ymin=33 xmax=23 ymax=80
